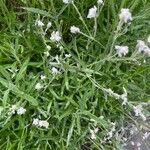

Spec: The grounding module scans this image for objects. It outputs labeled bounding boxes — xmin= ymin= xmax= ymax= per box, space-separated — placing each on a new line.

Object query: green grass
xmin=0 ymin=0 xmax=150 ymax=149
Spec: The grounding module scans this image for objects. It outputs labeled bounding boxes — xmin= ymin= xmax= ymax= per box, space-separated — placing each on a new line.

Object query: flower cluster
xmin=115 ymin=45 xmax=129 ymax=57
xmin=33 ymin=118 xmax=49 ymax=129
xmin=62 ymin=0 xmax=72 ymax=4
xmin=136 ymin=40 xmax=150 ymax=56
xmin=50 ymin=31 xmax=61 ymax=42
xmin=102 ymin=122 xmax=116 ymax=143
xmin=133 ymin=104 xmax=146 ymax=121
xmin=119 ymin=8 xmax=132 ymax=24
xmin=35 ymin=82 xmax=43 ymax=90
xmin=10 ymin=105 xmax=26 ymax=115
xmin=70 ymin=26 xmax=80 ymax=34
xmin=35 ymin=19 xmax=44 ymax=27
xmin=90 ymin=128 xmax=99 ymax=139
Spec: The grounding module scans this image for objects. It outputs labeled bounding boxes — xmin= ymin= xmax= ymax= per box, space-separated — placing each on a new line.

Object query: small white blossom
xmin=17 ymin=107 xmax=26 ymax=115
xmin=10 ymin=105 xmax=17 ymax=114
xmin=40 ymin=75 xmax=46 ymax=80
xmin=35 ymin=20 xmax=44 ymax=27
xmin=107 ymin=123 xmax=116 ymax=140
xmin=115 ymin=45 xmax=129 ymax=57
xmin=63 ymin=0 xmax=70 ymax=4
xmin=119 ymin=8 xmax=132 ymax=23
xmin=35 ymin=83 xmax=43 ymax=90
xmin=94 ymin=128 xmax=99 ymax=133
xmin=63 ymin=0 xmax=68 ymax=4
xmin=44 ymin=51 xmax=50 ymax=57
xmin=104 ymin=88 xmax=120 ymax=99
xmin=32 ymin=118 xmax=49 ymax=129
xmin=47 ymin=22 xmax=52 ymax=29
xmin=50 ymin=31 xmax=61 ymax=42
xmin=65 ymin=54 xmax=71 ymax=58
xmin=136 ymin=40 xmax=150 ymax=56
xmin=32 ymin=118 xmax=40 ymax=126
xmin=90 ymin=128 xmax=98 ymax=139
xmin=59 ymin=46 xmax=64 ymax=51
xmin=133 ymin=105 xmax=146 ymax=121
xmin=133 ymin=105 xmax=142 ymax=116
xmin=51 ymin=67 xmax=59 ymax=74
xmin=70 ymin=26 xmax=80 ymax=34
xmin=97 ymin=0 xmax=104 ymax=5
xmin=46 ymin=45 xmax=51 ymax=50
xmin=87 ymin=6 xmax=97 ymax=19
xmin=38 ymin=120 xmax=49 ymax=128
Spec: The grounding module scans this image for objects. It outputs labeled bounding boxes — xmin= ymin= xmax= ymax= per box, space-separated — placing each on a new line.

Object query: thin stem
xmin=72 ymin=2 xmax=92 ymax=37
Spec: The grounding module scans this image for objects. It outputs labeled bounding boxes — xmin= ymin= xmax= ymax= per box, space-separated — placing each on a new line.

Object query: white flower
xmin=33 ymin=118 xmax=40 ymax=126
xmin=87 ymin=6 xmax=97 ymax=19
xmin=106 ymin=122 xmax=116 ymax=140
xmin=35 ymin=19 xmax=44 ymax=27
xmin=119 ymin=8 xmax=132 ymax=23
xmin=65 ymin=54 xmax=71 ymax=58
xmin=63 ymin=0 xmax=69 ymax=4
xmin=47 ymin=22 xmax=52 ymax=29
xmin=40 ymin=75 xmax=46 ymax=80
xmin=59 ymin=46 xmax=64 ymax=51
xmin=148 ymin=35 xmax=150 ymax=43
xmin=10 ymin=105 xmax=17 ymax=114
xmin=44 ymin=51 xmax=50 ymax=57
xmin=94 ymin=128 xmax=99 ymax=133
xmin=97 ymin=0 xmax=104 ymax=5
xmin=32 ymin=118 xmax=49 ymax=129
xmin=90 ymin=128 xmax=98 ymax=139
xmin=133 ymin=105 xmax=143 ymax=116
xmin=17 ymin=107 xmax=26 ymax=115
xmin=50 ymin=31 xmax=61 ymax=42
xmin=136 ymin=40 xmax=147 ymax=53
xmin=133 ymin=105 xmax=146 ymax=121
xmin=51 ymin=67 xmax=59 ymax=74
xmin=104 ymin=88 xmax=120 ymax=99
xmin=115 ymin=45 xmax=129 ymax=57
xmin=46 ymin=45 xmax=51 ymax=50
xmin=70 ymin=26 xmax=80 ymax=34
xmin=35 ymin=83 xmax=43 ymax=90
xmin=38 ymin=120 xmax=49 ymax=128
xmin=136 ymin=40 xmax=150 ymax=56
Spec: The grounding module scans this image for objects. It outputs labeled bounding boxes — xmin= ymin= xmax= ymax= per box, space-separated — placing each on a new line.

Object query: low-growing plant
xmin=0 ymin=0 xmax=150 ymax=150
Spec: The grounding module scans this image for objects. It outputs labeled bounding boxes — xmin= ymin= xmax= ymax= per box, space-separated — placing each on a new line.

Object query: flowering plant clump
xmin=0 ymin=0 xmax=150 ymax=150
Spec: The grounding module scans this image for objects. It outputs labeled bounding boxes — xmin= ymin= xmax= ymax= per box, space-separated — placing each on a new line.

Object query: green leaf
xmin=22 ymin=7 xmax=52 ymax=17
xmin=16 ymin=57 xmax=30 ymax=82
xmin=66 ymin=116 xmax=75 ymax=147
xmin=0 ymin=77 xmax=38 ymax=106
xmin=2 ymin=89 xmax=9 ymax=107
